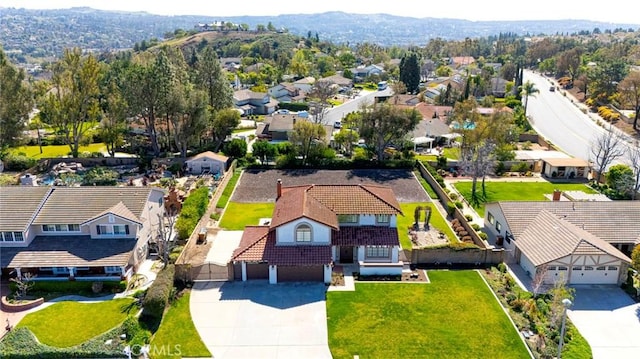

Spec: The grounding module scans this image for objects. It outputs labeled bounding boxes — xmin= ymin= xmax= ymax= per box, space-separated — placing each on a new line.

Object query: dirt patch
xmin=232 ymin=169 xmax=430 ymax=203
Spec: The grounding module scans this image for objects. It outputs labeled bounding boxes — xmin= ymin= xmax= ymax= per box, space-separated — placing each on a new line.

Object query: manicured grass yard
xmin=150 ymin=291 xmax=211 ymax=359
xmin=219 ymin=202 xmax=275 ymax=230
xmin=453 ymin=181 xmax=597 ymax=217
xmin=10 ymin=143 xmax=106 ymax=159
xmin=216 ymin=169 xmax=242 ymax=209
xmin=398 ymin=203 xmax=456 ymax=249
xmin=16 ymin=298 xmax=134 ymax=348
xmin=415 ymin=147 xmax=460 ymax=162
xmin=327 ymin=271 xmax=530 ymax=359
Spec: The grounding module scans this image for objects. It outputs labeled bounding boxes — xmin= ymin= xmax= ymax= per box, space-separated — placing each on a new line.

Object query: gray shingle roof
xmin=1 ymin=235 xmax=136 ymax=267
xmin=0 ymin=186 xmax=51 ymax=231
xmin=496 ymin=201 xmax=640 ymax=244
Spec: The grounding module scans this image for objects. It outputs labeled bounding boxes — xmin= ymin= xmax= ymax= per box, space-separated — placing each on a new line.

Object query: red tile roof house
xmin=230 ymin=180 xmax=404 ymax=284
xmin=0 ymin=186 xmax=165 ymax=282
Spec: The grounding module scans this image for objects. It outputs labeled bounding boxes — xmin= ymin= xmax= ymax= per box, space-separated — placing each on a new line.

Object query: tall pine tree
xmin=399 ymin=53 xmax=420 ymax=94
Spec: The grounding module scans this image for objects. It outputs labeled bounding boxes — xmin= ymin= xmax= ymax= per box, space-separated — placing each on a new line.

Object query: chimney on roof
xmin=276 ymin=179 xmax=282 ymax=200
xmin=552 ymin=189 xmax=562 ymax=201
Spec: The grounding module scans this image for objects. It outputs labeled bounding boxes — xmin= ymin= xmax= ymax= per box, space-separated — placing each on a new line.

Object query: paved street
xmin=323 ymin=87 xmax=392 ymax=125
xmin=524 ymin=70 xmax=635 ymax=169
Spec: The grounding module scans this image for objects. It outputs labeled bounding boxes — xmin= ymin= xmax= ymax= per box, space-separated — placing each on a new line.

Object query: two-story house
xmin=0 ymin=186 xmax=165 ymax=281
xmin=230 ymin=181 xmax=404 ymax=284
xmin=233 ymin=89 xmax=279 ymax=116
xmin=483 ymin=200 xmax=637 ymax=286
xmin=268 ymin=83 xmax=306 ymax=103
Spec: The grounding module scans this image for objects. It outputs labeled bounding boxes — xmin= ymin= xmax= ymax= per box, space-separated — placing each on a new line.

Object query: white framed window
xmin=487 ymin=212 xmax=495 ymax=225
xmin=1 ymin=232 xmax=14 ymax=242
xmin=596 ymin=266 xmax=606 ymax=271
xmin=53 ymin=267 xmax=70 ymax=275
xmin=607 ymin=266 xmax=618 ymax=271
xmin=375 ymin=214 xmax=390 ymax=224
xmin=113 ymin=225 xmax=127 ymax=235
xmin=338 ymin=214 xmax=358 ymax=224
xmin=495 ymin=221 xmax=502 ymax=233
xmin=13 ymin=232 xmax=24 ymax=242
xmin=105 ymin=266 xmax=121 ymax=274
xmin=97 ymin=224 xmax=130 ymax=236
xmin=68 ymin=224 xmax=80 ymax=232
xmin=43 ymin=224 xmax=81 ymax=232
xmin=55 ymin=224 xmax=68 ymax=232
xmin=97 ymin=225 xmax=112 ymax=235
xmin=42 ymin=224 xmax=56 ymax=232
xmin=366 ymin=245 xmax=390 ymax=258
xmin=295 ymin=224 xmax=312 ymax=242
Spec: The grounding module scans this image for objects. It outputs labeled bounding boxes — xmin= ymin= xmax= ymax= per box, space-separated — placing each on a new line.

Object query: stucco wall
xmin=276 ymin=218 xmax=331 ymax=244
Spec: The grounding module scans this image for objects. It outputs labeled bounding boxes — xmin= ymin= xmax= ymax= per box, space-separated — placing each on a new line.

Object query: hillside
xmin=2 ymin=7 xmax=638 ymax=62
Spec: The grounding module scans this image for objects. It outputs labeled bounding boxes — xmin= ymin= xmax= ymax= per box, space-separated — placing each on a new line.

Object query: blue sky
xmin=3 ymin=0 xmax=640 ymax=24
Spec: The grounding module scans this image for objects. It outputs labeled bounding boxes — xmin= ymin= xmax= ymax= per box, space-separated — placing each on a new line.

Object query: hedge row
xmin=2 ymin=154 xmax=38 ymax=171
xmin=597 ymin=106 xmax=620 ymax=122
xmin=9 ymin=280 xmax=126 ymax=297
xmin=142 ymin=264 xmax=175 ymax=321
xmin=0 ymin=326 xmax=124 ymax=358
xmin=175 ymin=186 xmax=210 ymax=240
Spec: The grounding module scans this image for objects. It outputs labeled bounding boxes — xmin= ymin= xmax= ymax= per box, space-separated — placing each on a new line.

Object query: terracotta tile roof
xmin=232 ymin=228 xmax=332 ymax=265
xmin=232 ymin=226 xmax=270 ymax=262
xmin=270 ymin=187 xmax=338 ymax=229
xmin=82 ymin=201 xmax=141 ymax=225
xmin=32 ymin=187 xmax=157 ymax=225
xmin=496 ymin=201 xmax=640 ymax=244
xmin=1 ymin=235 xmax=136 ymax=268
xmin=0 ymin=186 xmax=51 ymax=231
xmin=516 ymin=210 xmax=630 ymax=266
xmin=305 ymin=184 xmax=402 ymax=214
xmin=541 ymin=157 xmax=589 ymax=167
xmin=332 ymin=226 xmax=400 ymax=246
xmin=186 ymin=151 xmax=229 ymax=163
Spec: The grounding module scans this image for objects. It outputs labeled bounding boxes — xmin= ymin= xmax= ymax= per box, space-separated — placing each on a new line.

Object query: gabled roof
xmin=516 ymin=210 xmax=630 ymax=266
xmin=186 ymin=151 xmax=229 ymax=163
xmin=541 ymin=157 xmax=589 ymax=167
xmin=293 ymin=76 xmax=315 ymax=85
xmin=269 ymin=184 xmax=402 ymax=230
xmin=319 ymin=74 xmax=352 ymax=86
xmin=81 ymin=201 xmax=142 ymax=226
xmin=32 ymin=187 xmax=158 ymax=225
xmin=231 ymin=227 xmax=332 ymax=265
xmin=495 ymin=201 xmax=640 ymax=244
xmin=0 ymin=186 xmax=51 ymax=231
xmin=233 ymin=89 xmax=267 ymax=102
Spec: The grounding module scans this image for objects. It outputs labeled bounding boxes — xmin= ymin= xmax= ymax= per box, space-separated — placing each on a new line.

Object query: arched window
xmin=296 ymin=224 xmax=312 ymax=242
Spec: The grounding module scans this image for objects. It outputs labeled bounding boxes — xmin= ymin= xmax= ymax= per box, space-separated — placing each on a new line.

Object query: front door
xmin=339 ymin=246 xmax=354 ymax=263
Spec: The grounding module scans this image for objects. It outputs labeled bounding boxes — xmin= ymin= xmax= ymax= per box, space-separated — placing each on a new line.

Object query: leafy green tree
xmin=195 ymin=47 xmax=233 ymax=114
xmin=357 ymin=102 xmax=420 ymax=161
xmin=99 ymin=78 xmax=128 ymax=157
xmin=606 ymin=164 xmax=635 ymax=198
xmin=252 ymin=140 xmax=278 ymax=165
xmin=223 ymin=138 xmax=247 ymax=158
xmin=289 ymin=121 xmax=326 ymax=166
xmin=42 ymin=48 xmax=101 ymax=157
xmin=82 ymin=166 xmax=119 ymax=186
xmin=334 ymin=128 xmax=359 ymax=156
xmin=211 ymin=108 xmax=240 ymax=151
xmin=399 ymin=52 xmax=420 ymax=94
xmin=618 ymin=70 xmax=640 ymax=130
xmin=171 ymin=86 xmax=209 ymax=158
xmin=632 ymin=244 xmax=640 ymax=271
xmin=0 ymin=48 xmax=32 ymax=150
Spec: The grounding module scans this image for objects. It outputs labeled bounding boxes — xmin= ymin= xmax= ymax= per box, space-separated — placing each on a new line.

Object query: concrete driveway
xmin=190 ymin=281 xmax=332 ymax=359
xmin=567 ymin=285 xmax=640 ymax=359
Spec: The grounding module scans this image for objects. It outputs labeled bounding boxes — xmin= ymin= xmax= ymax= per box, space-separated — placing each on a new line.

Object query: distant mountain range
xmin=2 ymin=7 xmax=639 ymax=61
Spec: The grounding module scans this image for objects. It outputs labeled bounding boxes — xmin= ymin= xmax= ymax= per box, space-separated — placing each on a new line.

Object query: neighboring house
xmin=0 ymin=186 xmax=165 ymax=281
xmin=483 ymin=201 xmax=639 ymax=285
xmin=185 ymin=151 xmax=229 ymax=175
xmin=244 ymin=62 xmax=265 ymax=73
xmin=387 ymin=94 xmax=421 ymax=106
xmin=293 ymin=76 xmax=315 ymax=92
xmin=450 ymin=56 xmax=475 ymax=68
xmin=489 ymin=77 xmax=508 ymax=97
xmin=268 ymin=83 xmax=306 ymax=103
xmin=540 ymin=157 xmax=590 ymax=179
xmin=230 ymin=181 xmax=404 ymax=284
xmin=352 ymin=64 xmax=384 ymax=82
xmin=319 ymin=74 xmax=353 ymax=88
xmin=233 ymin=89 xmax=279 ymax=115
xmin=256 ymin=113 xmax=310 ymax=142
xmin=219 ymin=57 xmax=242 ymax=72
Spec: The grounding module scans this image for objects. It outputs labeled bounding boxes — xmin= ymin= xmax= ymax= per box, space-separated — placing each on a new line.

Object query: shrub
xmin=175 ymin=186 xmax=210 ymax=240
xmin=142 ymin=264 xmax=175 ymax=320
xmin=449 ymin=192 xmax=459 ymax=200
xmin=446 ymin=202 xmax=456 ymax=216
xmin=497 ymin=262 xmax=508 ymax=273
xmin=3 ymin=153 xmax=38 ymax=171
xmin=9 ymin=280 xmax=126 ymax=296
xmin=82 ymin=166 xmax=119 ymax=186
xmin=510 ymin=162 xmax=530 ymax=173
xmin=471 ymin=223 xmax=480 ymax=231
xmin=495 ymin=161 xmax=506 ymax=176
xmin=454 ymin=201 xmax=463 ymax=209
xmin=478 ymin=232 xmax=488 ymax=241
xmin=464 ymin=214 xmax=473 ymax=221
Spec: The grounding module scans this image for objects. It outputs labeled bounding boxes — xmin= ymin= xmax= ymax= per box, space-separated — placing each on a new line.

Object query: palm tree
xmin=521 ymin=80 xmax=539 ymax=118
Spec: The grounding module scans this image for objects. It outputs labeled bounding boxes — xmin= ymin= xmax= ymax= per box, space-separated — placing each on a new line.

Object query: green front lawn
xmin=398 ymin=203 xmax=456 ymax=249
xmin=216 ymin=169 xmax=242 ymax=209
xmin=327 ymin=271 xmax=530 ymax=359
xmin=453 ymin=181 xmax=597 ymax=217
xmin=10 ymin=143 xmax=106 ymax=159
xmin=150 ymin=291 xmax=211 ymax=359
xmin=219 ymin=202 xmax=275 ymax=230
xmin=16 ymin=298 xmax=135 ymax=348
xmin=415 ymin=147 xmax=460 ymax=162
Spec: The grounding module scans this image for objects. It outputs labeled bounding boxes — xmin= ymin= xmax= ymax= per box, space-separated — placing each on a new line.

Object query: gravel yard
xmin=231 ymin=169 xmax=429 ymax=203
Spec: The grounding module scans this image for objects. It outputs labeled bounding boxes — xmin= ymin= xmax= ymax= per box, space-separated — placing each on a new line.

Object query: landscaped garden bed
xmin=352 ymin=269 xmax=428 ymax=283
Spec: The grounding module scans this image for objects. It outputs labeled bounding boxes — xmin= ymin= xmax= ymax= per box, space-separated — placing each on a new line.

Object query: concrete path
xmin=567 ymin=285 xmax=640 ymax=359
xmin=205 ymin=230 xmax=243 ymax=266
xmin=190 ymin=281 xmax=332 ymax=359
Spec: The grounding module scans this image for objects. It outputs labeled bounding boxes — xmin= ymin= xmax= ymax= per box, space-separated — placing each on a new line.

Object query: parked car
xmin=549 ymin=86 xmax=556 ymax=92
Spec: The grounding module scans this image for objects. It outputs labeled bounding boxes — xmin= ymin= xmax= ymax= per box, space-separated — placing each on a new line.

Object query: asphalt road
xmin=523 ymin=70 xmax=636 ymax=169
xmin=324 ymin=87 xmax=392 ymax=125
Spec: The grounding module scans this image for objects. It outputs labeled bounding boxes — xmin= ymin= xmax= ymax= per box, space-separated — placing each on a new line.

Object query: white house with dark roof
xmin=230 ymin=180 xmax=404 ymax=284
xmin=483 ymin=201 xmax=638 ymax=285
xmin=0 ymin=186 xmax=165 ymax=281
xmin=185 ymin=151 xmax=229 ymax=175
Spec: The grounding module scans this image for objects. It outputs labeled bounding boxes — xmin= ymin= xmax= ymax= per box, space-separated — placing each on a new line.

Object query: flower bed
xmin=1 ymin=296 xmax=43 ymax=312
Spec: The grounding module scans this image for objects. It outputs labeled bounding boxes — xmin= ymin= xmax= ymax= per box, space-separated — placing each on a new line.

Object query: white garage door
xmin=570 ymin=265 xmax=619 ymax=285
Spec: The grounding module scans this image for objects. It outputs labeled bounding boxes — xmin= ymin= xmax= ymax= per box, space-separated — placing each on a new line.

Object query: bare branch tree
xmin=308 ymin=80 xmax=336 ymax=125
xmin=628 ymin=141 xmax=640 ymax=200
xmin=10 ymin=273 xmax=36 ymax=300
xmin=157 ymin=208 xmax=178 ymax=267
xmin=531 ymin=264 xmax=549 ymax=298
xmin=590 ymin=127 xmax=626 ymax=180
